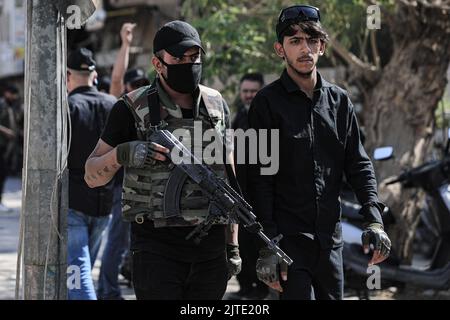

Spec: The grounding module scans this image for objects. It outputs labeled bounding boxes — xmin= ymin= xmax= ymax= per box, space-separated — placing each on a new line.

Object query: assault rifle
xmin=149 ymin=129 xmax=293 ymax=266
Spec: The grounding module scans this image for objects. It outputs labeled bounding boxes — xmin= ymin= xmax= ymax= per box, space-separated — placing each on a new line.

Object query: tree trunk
xmin=362 ymin=1 xmax=450 ymax=262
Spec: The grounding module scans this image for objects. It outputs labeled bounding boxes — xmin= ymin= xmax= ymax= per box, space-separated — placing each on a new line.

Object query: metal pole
xmin=22 ymin=0 xmax=68 ymax=300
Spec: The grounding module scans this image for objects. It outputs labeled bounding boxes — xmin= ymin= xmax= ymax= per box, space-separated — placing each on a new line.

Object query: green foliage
xmin=181 ymin=0 xmax=396 ymax=98
xmin=435 ymin=97 xmax=450 ymax=129
xmin=181 ymin=0 xmax=284 ymax=97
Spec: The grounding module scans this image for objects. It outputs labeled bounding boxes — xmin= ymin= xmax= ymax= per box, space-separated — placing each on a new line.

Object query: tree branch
xmin=361 ymin=28 xmax=369 ymax=63
xmin=330 ymin=36 xmax=380 ymax=71
xmin=361 ymin=0 xmax=397 ymax=28
xmin=370 ymin=30 xmax=381 ymax=69
xmin=399 ymin=0 xmax=450 ymax=10
xmin=330 ymin=36 xmax=381 ymax=87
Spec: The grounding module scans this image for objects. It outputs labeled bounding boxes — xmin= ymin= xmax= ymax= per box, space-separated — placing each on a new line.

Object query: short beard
xmin=286 ymin=56 xmax=314 ymax=78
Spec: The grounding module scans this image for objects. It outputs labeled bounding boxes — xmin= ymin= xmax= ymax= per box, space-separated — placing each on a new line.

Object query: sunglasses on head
xmin=278 ymin=5 xmax=320 ymax=23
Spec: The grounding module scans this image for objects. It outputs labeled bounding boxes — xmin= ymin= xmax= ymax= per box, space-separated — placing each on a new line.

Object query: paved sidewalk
xmin=0 ymin=177 xmax=21 ymax=300
xmin=0 ymin=177 xmax=240 ymax=300
xmin=4 ymin=177 xmax=450 ymax=300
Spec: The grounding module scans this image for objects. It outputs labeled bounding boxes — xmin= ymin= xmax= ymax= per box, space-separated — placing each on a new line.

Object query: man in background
xmin=67 ymin=48 xmax=117 ymax=299
xmin=229 ymin=73 xmax=267 ymax=299
xmin=0 ymin=84 xmax=21 ymax=212
xmin=97 ymin=23 xmax=150 ymax=300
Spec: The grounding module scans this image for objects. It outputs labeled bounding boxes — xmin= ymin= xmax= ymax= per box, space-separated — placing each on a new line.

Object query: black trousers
xmin=132 ymin=250 xmax=228 ymax=300
xmin=280 ymin=234 xmax=343 ymax=300
xmin=0 ymin=148 xmax=6 ymax=203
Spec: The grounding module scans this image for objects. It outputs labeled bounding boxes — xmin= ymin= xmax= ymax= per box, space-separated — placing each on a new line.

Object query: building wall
xmin=0 ymin=0 xmax=25 ymax=79
xmin=70 ymin=1 xmax=181 ymax=77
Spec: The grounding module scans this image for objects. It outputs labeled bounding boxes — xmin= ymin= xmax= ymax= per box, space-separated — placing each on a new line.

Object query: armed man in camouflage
xmin=85 ymin=20 xmax=241 ymax=300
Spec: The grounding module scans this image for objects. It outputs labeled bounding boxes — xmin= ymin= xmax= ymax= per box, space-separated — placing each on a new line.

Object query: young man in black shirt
xmin=85 ymin=20 xmax=241 ymax=300
xmin=249 ymin=5 xmax=391 ymax=300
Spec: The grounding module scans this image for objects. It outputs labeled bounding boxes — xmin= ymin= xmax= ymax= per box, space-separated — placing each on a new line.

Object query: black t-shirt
xmin=68 ymin=86 xmax=117 ymax=217
xmin=101 ymin=100 xmax=226 ymax=262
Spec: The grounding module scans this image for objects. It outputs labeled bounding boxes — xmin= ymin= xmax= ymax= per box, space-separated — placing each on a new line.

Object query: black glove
xmin=226 ymin=243 xmax=242 ymax=279
xmin=361 ymin=222 xmax=391 ymax=263
xmin=256 ymin=247 xmax=288 ymax=288
xmin=116 ymin=141 xmax=163 ymax=168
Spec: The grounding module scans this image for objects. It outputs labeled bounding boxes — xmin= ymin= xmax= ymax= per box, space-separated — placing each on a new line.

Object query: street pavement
xmin=7 ymin=177 xmax=437 ymax=300
xmin=0 ymin=177 xmax=21 ymax=300
xmin=0 ymin=177 xmax=239 ymax=300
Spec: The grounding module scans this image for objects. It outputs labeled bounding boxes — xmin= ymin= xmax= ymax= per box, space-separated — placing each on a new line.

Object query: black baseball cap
xmin=124 ymin=68 xmax=147 ymax=84
xmin=67 ymin=48 xmax=96 ymax=71
xmin=153 ymin=20 xmax=205 ymax=58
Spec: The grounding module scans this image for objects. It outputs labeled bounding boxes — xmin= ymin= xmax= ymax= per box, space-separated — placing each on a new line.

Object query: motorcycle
xmin=342 ymin=138 xmax=450 ymax=299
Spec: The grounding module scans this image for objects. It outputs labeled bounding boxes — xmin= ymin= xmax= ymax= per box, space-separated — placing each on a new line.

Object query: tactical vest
xmin=121 ymin=83 xmax=228 ymax=227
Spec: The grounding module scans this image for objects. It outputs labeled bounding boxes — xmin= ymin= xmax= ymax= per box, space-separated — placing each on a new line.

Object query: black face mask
xmin=158 ymin=57 xmax=202 ymax=94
